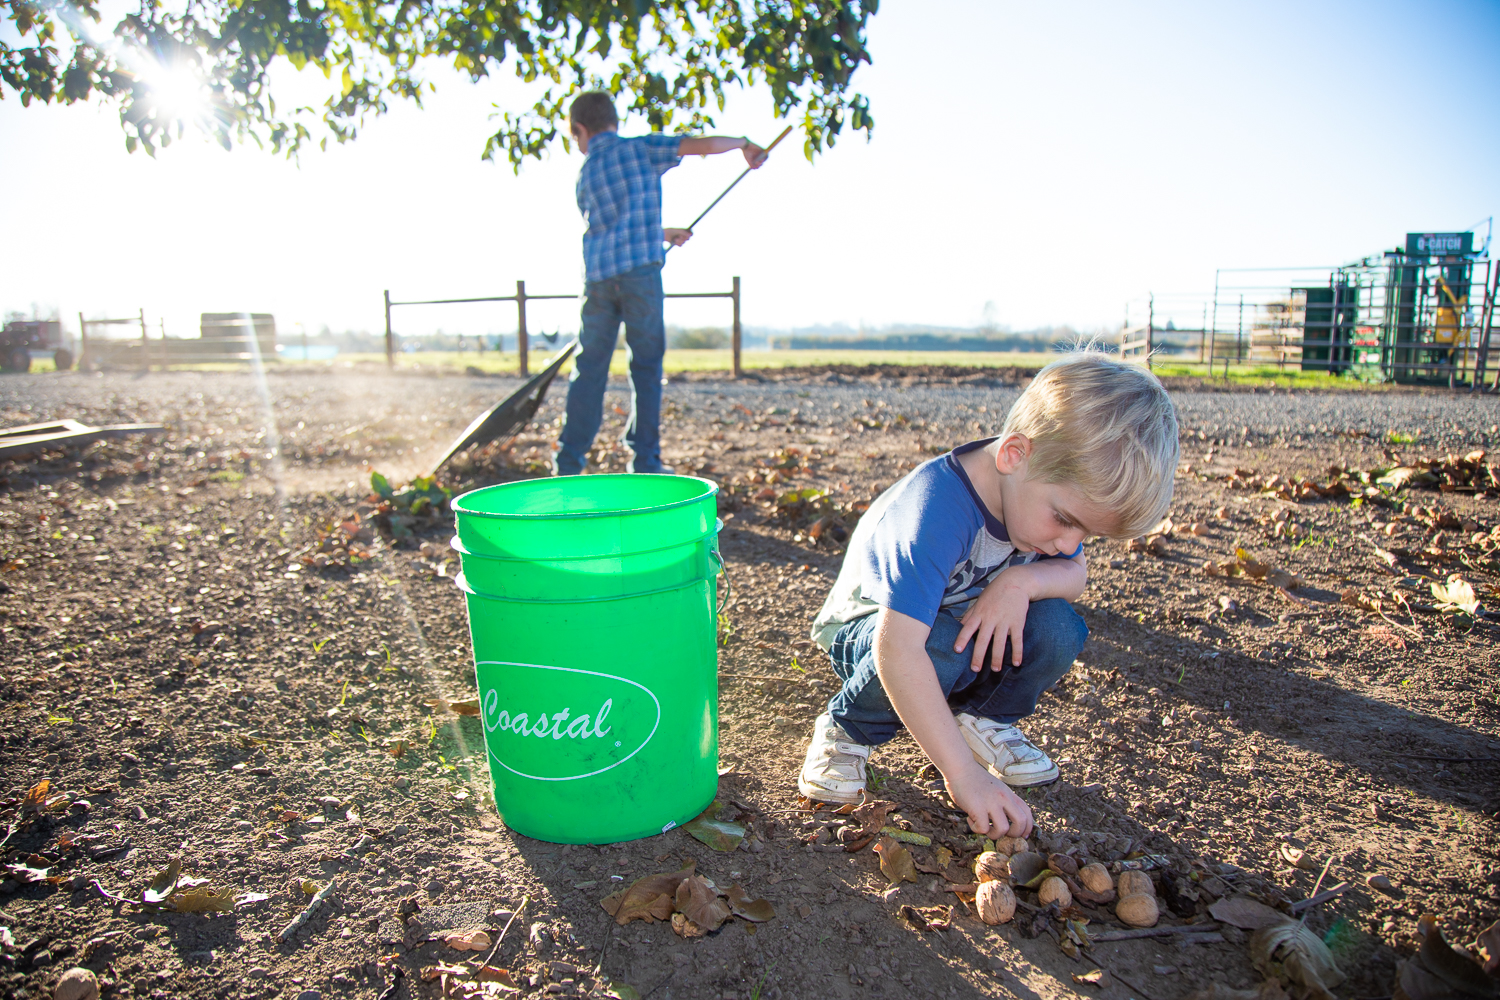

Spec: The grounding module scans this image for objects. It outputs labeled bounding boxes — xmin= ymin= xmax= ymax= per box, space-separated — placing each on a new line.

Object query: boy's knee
xmin=1024 ymin=598 xmax=1088 ymax=670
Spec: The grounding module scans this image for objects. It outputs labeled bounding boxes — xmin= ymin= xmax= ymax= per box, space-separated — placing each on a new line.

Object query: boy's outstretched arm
xmin=874 ymin=607 xmax=1034 ymax=839
xmin=677 ymin=136 xmax=767 ymax=168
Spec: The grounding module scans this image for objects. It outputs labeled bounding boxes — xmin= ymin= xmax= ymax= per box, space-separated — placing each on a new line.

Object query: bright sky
xmin=2 ymin=0 xmax=1497 ymax=341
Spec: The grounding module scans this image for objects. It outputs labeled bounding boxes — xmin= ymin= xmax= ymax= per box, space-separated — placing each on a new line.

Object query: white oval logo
xmin=477 ymin=661 xmax=661 ymax=782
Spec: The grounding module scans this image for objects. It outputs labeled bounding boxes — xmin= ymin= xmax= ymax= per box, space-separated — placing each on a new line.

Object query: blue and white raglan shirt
xmin=576 ymin=132 xmax=683 ymax=282
xmin=811 ymin=438 xmax=1080 ymax=650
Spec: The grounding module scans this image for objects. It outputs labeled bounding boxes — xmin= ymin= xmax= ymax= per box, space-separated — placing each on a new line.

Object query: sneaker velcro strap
xmin=832 ymin=741 xmax=870 ymax=758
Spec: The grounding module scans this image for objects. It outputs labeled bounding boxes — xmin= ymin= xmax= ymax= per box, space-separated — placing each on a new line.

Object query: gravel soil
xmin=0 ymin=366 xmax=1497 ymax=1000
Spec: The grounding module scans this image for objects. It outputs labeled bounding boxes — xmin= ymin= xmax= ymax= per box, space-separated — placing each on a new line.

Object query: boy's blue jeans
xmin=555 ymin=262 xmax=666 ymax=475
xmin=825 ymin=599 xmax=1087 ymax=746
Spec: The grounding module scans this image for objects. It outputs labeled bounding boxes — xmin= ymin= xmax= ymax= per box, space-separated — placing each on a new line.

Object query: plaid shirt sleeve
xmin=577 ymin=133 xmax=682 ymax=282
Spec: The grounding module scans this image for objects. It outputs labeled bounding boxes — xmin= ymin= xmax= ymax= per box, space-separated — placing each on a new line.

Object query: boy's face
xmin=994 ymin=437 xmax=1118 ymax=555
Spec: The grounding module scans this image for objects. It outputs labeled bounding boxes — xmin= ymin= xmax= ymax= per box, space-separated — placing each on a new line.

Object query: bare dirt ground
xmin=0 ymin=366 xmax=1497 ymax=1000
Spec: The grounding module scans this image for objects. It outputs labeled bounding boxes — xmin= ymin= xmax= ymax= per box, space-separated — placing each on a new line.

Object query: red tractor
xmin=1 ymin=320 xmax=73 ymax=372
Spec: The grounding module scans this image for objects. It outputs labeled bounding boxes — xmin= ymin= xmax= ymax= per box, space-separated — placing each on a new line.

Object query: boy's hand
xmin=945 ymin=766 xmax=1034 ymax=839
xmin=663 ymin=228 xmax=693 ymax=247
xmin=742 ymin=140 xmax=767 ymax=168
xmin=955 ymin=571 xmax=1034 ymax=671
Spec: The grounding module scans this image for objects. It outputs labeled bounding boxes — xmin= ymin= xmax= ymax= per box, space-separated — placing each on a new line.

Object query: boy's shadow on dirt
xmin=1071 ymin=597 xmax=1499 ymax=816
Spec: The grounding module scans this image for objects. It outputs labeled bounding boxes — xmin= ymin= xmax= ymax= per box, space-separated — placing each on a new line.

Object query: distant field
xmin=22 ymin=347 xmax=1405 ymax=390
xmin=304 ymin=350 xmax=1388 ymax=389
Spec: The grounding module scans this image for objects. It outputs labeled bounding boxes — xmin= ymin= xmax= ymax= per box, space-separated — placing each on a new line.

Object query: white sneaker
xmin=797 ymin=713 xmax=871 ymax=804
xmin=954 ymin=713 xmax=1060 ymax=787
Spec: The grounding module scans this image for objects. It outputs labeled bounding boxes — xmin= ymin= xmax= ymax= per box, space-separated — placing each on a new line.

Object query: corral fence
xmin=1119 ymin=232 xmax=1498 ymax=388
xmin=383 ymin=276 xmax=745 ymax=377
xmin=80 ymin=313 xmax=278 ymax=370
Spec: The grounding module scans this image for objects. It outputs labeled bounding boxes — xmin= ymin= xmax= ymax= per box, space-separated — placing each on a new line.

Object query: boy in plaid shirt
xmin=554 ymin=91 xmax=767 ymax=475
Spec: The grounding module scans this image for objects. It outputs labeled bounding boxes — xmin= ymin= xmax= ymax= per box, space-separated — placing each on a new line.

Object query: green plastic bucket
xmin=451 ymin=475 xmax=721 ymax=845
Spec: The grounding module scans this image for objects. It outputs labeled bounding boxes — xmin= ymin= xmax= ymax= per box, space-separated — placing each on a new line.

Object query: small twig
xmin=1375 ymin=608 xmax=1423 ymax=639
xmin=1090 ymin=923 xmax=1222 ymax=942
xmin=0 ymin=820 xmax=17 ymax=853
xmin=275 ymin=879 xmax=338 ymax=943
xmin=90 ymin=880 xmax=151 ymax=909
xmin=1291 ymin=882 xmax=1351 ymax=915
xmin=592 ymin=916 xmax=614 ymax=978
xmin=1299 ymin=857 xmax=1335 ymax=928
xmin=477 ymin=894 xmax=529 ymax=971
xmin=1175 ymin=932 xmax=1226 ymax=944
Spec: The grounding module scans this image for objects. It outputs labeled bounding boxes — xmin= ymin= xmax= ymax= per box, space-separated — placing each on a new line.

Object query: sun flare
xmin=139 ymin=59 xmax=208 ymax=121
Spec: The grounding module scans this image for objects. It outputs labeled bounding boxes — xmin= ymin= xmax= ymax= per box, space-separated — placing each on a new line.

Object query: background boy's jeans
xmin=555 ymin=262 xmax=666 ymax=475
xmin=826 ymin=600 xmax=1087 ymax=746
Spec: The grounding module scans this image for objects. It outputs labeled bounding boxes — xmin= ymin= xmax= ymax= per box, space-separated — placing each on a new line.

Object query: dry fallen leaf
xmin=444 ymin=930 xmax=492 ymax=951
xmin=897 ymin=904 xmax=955 ymax=931
xmin=1431 ymin=575 xmax=1481 ymax=615
xmin=476 ymin=966 xmax=521 ymax=988
xmin=167 ymin=885 xmax=237 ymax=913
xmin=21 ymin=779 xmax=50 ymax=813
xmin=682 ymin=804 xmax=745 ymax=853
xmin=726 ymin=883 xmax=775 ymax=922
xmin=850 ymin=797 xmax=899 ymax=844
xmin=1278 ymin=844 xmax=1323 ymax=872
xmin=601 ymin=864 xmax=696 ymax=925
xmin=142 ymin=858 xmax=181 ymax=905
xmin=1236 ymin=548 xmax=1270 ymax=579
xmin=674 ymin=875 xmax=731 ymax=932
xmin=1251 ymin=917 xmax=1345 ymax=1000
xmin=1478 ymin=919 xmax=1499 ymax=975
xmin=1396 ymin=915 xmax=1497 ymax=1000
xmin=934 ymin=846 xmax=954 ymax=870
xmin=1073 ymin=969 xmax=1109 ymax=987
xmin=421 ymin=962 xmax=469 ymax=980
xmin=425 ymin=697 xmax=481 ymax=716
xmin=874 ymin=835 xmax=919 ymax=885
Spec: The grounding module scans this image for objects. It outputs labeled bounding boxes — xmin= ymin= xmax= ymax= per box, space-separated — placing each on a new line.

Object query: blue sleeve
xmin=860 ymin=475 xmax=974 ymax=627
xmin=1038 ymin=543 xmax=1085 ymax=560
xmin=645 ymin=134 xmax=683 ymax=174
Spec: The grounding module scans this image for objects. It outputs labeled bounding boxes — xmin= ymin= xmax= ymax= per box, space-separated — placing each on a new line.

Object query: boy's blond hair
xmin=1001 ymin=350 xmax=1178 ymax=539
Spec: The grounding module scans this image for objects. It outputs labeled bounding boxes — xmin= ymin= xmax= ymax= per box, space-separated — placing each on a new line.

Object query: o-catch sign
xmin=1406 ymin=232 xmax=1473 ymax=257
xmin=480 ymin=662 xmax=661 ymax=782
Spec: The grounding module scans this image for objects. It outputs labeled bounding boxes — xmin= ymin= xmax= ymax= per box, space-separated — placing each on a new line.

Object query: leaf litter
xmin=599 ymin=863 xmax=773 ymax=937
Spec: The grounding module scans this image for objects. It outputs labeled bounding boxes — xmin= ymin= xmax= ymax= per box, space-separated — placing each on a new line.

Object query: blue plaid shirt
xmin=576 ymin=131 xmax=682 ymax=282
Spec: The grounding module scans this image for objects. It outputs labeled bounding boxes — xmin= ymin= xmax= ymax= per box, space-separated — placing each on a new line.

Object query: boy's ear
xmin=994 ymin=434 xmax=1032 ymax=475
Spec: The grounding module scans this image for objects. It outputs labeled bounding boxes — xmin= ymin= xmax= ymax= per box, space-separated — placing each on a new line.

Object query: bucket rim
xmin=452 ymin=473 xmax=718 ymax=522
xmin=450 ymin=519 xmax=722 ymax=563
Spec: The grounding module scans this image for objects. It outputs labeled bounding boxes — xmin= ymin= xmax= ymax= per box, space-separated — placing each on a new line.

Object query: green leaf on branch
xmin=3 ymin=2 xmax=879 ymax=164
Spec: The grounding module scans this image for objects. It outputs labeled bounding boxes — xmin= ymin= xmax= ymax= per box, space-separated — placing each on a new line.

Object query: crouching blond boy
xmin=799 ymin=351 xmax=1179 ymax=839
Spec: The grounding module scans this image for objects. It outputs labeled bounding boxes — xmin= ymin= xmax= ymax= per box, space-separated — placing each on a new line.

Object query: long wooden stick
xmin=667 ymin=125 xmax=796 ymax=250
xmin=477 ymin=895 xmax=529 ymax=970
xmin=1089 ymin=923 xmax=1222 ymax=942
